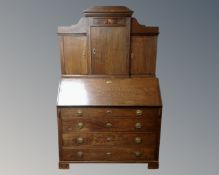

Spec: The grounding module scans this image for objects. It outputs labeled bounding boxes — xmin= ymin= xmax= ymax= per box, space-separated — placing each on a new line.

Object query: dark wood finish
xmin=57 ymin=6 xmax=158 ymax=77
xmin=61 ymin=148 xmax=155 ymax=161
xmin=62 ymin=132 xmax=156 ymax=147
xmin=57 ymin=78 xmax=162 ymax=107
xmin=56 ymin=6 xmax=162 ymax=170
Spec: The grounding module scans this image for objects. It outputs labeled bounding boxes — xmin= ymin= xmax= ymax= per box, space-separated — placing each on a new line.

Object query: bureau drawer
xmin=61 ymin=148 xmax=155 ymax=161
xmin=60 ymin=108 xmax=159 ymax=119
xmin=62 ymin=132 xmax=156 ymax=147
xmin=62 ymin=117 xmax=155 ymax=132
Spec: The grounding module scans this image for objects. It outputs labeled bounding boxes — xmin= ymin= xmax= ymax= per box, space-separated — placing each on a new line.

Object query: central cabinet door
xmin=91 ymin=26 xmax=129 ymax=75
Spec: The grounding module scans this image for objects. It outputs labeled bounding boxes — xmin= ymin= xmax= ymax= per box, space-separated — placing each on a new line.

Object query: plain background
xmin=0 ymin=0 xmax=218 ymax=175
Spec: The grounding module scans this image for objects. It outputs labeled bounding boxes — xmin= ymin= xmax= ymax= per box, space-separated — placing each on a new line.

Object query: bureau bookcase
xmin=56 ymin=6 xmax=162 ymax=170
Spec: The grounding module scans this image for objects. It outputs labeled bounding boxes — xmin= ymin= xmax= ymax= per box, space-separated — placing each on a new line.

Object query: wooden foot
xmin=59 ymin=162 xmax=69 ymax=169
xmin=148 ymin=162 xmax=159 ymax=169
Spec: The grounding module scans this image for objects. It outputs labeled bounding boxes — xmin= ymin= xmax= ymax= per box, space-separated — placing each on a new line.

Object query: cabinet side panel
xmin=131 ymin=36 xmax=157 ymax=76
xmin=62 ymin=35 xmax=88 ymax=74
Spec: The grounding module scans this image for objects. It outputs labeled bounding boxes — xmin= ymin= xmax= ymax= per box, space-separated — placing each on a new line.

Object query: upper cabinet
xmin=57 ymin=6 xmax=159 ymax=77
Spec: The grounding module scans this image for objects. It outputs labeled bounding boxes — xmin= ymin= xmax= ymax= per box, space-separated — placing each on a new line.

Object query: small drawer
xmin=61 ymin=148 xmax=155 ymax=161
xmin=62 ymin=117 xmax=155 ymax=132
xmin=62 ymin=132 xmax=156 ymax=147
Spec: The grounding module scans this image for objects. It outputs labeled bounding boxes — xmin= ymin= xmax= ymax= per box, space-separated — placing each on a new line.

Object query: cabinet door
xmin=91 ymin=27 xmax=129 ymax=75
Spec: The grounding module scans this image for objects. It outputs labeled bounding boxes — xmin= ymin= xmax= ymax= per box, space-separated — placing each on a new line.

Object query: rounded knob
xmin=106 ymin=122 xmax=112 ymax=128
xmin=136 ymin=109 xmax=143 ymax=116
xmin=135 ymin=137 xmax=142 ymax=144
xmin=77 ymin=151 xmax=83 ymax=158
xmin=76 ymin=110 xmax=83 ymax=117
xmin=106 ymin=152 xmax=111 ymax=156
xmin=77 ymin=122 xmax=84 ymax=129
xmin=134 ymin=151 xmax=141 ymax=157
xmin=76 ymin=137 xmax=84 ymax=144
xmin=135 ymin=122 xmax=142 ymax=129
xmin=106 ymin=110 xmax=112 ymax=114
xmin=106 ymin=137 xmax=112 ymax=142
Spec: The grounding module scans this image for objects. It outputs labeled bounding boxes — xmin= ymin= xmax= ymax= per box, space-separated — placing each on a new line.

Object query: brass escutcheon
xmin=134 ymin=151 xmax=141 ymax=157
xmin=136 ymin=109 xmax=143 ymax=116
xmin=135 ymin=122 xmax=142 ymax=129
xmin=76 ymin=137 xmax=84 ymax=144
xmin=77 ymin=151 xmax=83 ymax=158
xmin=76 ymin=110 xmax=83 ymax=117
xmin=106 ymin=122 xmax=112 ymax=128
xmin=135 ymin=137 xmax=142 ymax=144
xmin=77 ymin=122 xmax=84 ymax=129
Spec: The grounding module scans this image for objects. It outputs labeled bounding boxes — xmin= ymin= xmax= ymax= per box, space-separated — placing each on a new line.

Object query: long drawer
xmin=62 ymin=132 xmax=156 ymax=147
xmin=60 ymin=108 xmax=159 ymax=119
xmin=61 ymin=148 xmax=155 ymax=161
xmin=61 ymin=117 xmax=155 ymax=132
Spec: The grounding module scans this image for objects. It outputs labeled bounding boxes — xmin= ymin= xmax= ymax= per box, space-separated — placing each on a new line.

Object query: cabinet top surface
xmin=57 ymin=78 xmax=162 ymax=107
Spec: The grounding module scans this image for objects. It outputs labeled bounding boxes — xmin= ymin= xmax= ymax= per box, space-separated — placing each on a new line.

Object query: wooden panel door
xmin=61 ymin=35 xmax=88 ymax=74
xmin=90 ymin=27 xmax=129 ymax=75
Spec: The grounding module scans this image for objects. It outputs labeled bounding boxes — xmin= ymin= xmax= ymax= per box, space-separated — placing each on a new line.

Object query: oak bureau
xmin=56 ymin=6 xmax=162 ymax=170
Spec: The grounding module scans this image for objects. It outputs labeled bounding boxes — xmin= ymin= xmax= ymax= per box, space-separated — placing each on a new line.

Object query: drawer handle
xmin=136 ymin=109 xmax=143 ymax=116
xmin=76 ymin=110 xmax=83 ymax=117
xmin=77 ymin=151 xmax=83 ymax=158
xmin=76 ymin=137 xmax=84 ymax=144
xmin=135 ymin=137 xmax=142 ymax=144
xmin=106 ymin=137 xmax=112 ymax=142
xmin=106 ymin=122 xmax=112 ymax=128
xmin=106 ymin=110 xmax=112 ymax=114
xmin=134 ymin=151 xmax=141 ymax=157
xmin=106 ymin=152 xmax=112 ymax=156
xmin=135 ymin=122 xmax=142 ymax=129
xmin=77 ymin=122 xmax=84 ymax=129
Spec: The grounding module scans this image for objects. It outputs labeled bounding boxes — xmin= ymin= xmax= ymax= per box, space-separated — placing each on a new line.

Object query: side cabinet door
xmin=90 ymin=26 xmax=129 ymax=75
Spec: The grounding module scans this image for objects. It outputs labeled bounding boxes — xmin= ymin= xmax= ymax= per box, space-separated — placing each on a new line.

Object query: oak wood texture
xmin=57 ymin=78 xmax=162 ymax=107
xmin=57 ymin=6 xmax=158 ymax=77
xmin=56 ymin=6 xmax=162 ymax=170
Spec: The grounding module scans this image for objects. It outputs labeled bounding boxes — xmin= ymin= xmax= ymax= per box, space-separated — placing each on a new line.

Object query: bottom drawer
xmin=61 ymin=148 xmax=155 ymax=161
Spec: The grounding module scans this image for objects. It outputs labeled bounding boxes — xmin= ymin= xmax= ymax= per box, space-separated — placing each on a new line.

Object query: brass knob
xmin=106 ymin=137 xmax=112 ymax=142
xmin=77 ymin=151 xmax=83 ymax=158
xmin=77 ymin=122 xmax=84 ymax=129
xmin=106 ymin=122 xmax=112 ymax=128
xmin=135 ymin=122 xmax=142 ymax=129
xmin=135 ymin=137 xmax=142 ymax=144
xmin=76 ymin=110 xmax=83 ymax=117
xmin=76 ymin=137 xmax=84 ymax=144
xmin=134 ymin=151 xmax=141 ymax=157
xmin=106 ymin=110 xmax=112 ymax=114
xmin=106 ymin=152 xmax=111 ymax=156
xmin=136 ymin=109 xmax=143 ymax=116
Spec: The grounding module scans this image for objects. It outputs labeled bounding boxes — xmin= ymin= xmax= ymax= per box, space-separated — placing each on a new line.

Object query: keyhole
xmin=92 ymin=48 xmax=96 ymax=55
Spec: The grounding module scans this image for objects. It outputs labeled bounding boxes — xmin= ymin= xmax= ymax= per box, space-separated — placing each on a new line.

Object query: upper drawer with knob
xmin=60 ymin=108 xmax=159 ymax=119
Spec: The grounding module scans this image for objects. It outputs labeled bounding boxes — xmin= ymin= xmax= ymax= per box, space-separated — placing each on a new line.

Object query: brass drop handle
xmin=77 ymin=151 xmax=83 ymax=158
xmin=76 ymin=110 xmax=83 ymax=117
xmin=136 ymin=109 xmax=143 ymax=116
xmin=76 ymin=137 xmax=84 ymax=144
xmin=134 ymin=151 xmax=141 ymax=157
xmin=135 ymin=137 xmax=142 ymax=144
xmin=106 ymin=122 xmax=112 ymax=128
xmin=92 ymin=48 xmax=96 ymax=55
xmin=106 ymin=152 xmax=112 ymax=156
xmin=106 ymin=110 xmax=112 ymax=114
xmin=135 ymin=122 xmax=142 ymax=129
xmin=77 ymin=122 xmax=84 ymax=129
xmin=106 ymin=137 xmax=112 ymax=142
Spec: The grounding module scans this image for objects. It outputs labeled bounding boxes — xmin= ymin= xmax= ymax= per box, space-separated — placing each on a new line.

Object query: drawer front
xmin=62 ymin=117 xmax=155 ymax=132
xmin=62 ymin=132 xmax=156 ymax=147
xmin=60 ymin=108 xmax=159 ymax=119
xmin=61 ymin=148 xmax=155 ymax=161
